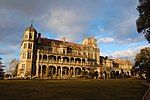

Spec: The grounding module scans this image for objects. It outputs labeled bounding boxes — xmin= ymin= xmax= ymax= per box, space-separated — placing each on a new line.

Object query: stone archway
xmin=110 ymin=71 xmax=116 ymax=79
xmin=70 ymin=57 xmax=74 ymax=63
xmin=75 ymin=67 xmax=81 ymax=75
xmin=42 ymin=65 xmax=47 ymax=77
xmin=82 ymin=59 xmax=86 ymax=63
xmin=49 ymin=66 xmax=56 ymax=74
xmin=57 ymin=56 xmax=61 ymax=63
xmin=62 ymin=67 xmax=69 ymax=75
xmin=103 ymin=71 xmax=107 ymax=79
xmin=82 ymin=67 xmax=86 ymax=75
xmin=63 ymin=57 xmax=69 ymax=63
xmin=48 ymin=55 xmax=56 ymax=62
xmin=43 ymin=55 xmax=47 ymax=61
xmin=75 ymin=58 xmax=81 ymax=64
xmin=38 ymin=65 xmax=41 ymax=76
xmin=57 ymin=66 xmax=61 ymax=75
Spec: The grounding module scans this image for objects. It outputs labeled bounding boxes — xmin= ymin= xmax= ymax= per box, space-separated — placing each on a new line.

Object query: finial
xmin=31 ymin=19 xmax=33 ymax=27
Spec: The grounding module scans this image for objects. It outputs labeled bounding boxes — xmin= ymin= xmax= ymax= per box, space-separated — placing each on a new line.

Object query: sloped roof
xmin=25 ymin=26 xmax=37 ymax=33
xmin=113 ymin=59 xmax=131 ymax=65
xmin=39 ymin=38 xmax=84 ymax=50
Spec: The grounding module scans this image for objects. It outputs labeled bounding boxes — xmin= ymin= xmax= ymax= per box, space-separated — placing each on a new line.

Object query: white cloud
xmin=111 ymin=44 xmax=150 ymax=62
xmin=98 ymin=37 xmax=115 ymax=43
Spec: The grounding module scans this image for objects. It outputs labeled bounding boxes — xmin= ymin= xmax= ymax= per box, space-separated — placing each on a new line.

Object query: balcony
xmin=38 ymin=50 xmax=87 ymax=58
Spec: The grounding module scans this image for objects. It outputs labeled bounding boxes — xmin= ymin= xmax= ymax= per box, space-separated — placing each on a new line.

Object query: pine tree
xmin=0 ymin=57 xmax=5 ymax=79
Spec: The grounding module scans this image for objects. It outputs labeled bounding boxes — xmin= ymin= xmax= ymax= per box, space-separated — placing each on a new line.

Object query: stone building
xmin=17 ymin=25 xmax=100 ymax=79
xmin=100 ymin=56 xmax=132 ymax=79
xmin=113 ymin=59 xmax=132 ymax=76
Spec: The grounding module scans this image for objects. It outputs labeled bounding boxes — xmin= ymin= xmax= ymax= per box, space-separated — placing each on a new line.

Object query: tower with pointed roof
xmin=17 ymin=24 xmax=37 ymax=77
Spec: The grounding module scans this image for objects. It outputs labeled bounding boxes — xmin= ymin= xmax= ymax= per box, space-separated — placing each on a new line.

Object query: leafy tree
xmin=134 ymin=47 xmax=150 ymax=82
xmin=8 ymin=59 xmax=19 ymax=77
xmin=12 ymin=63 xmax=19 ymax=76
xmin=136 ymin=0 xmax=150 ymax=43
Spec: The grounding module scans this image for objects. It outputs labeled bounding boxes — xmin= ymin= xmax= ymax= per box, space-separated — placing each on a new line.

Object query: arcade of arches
xmin=36 ymin=54 xmax=93 ymax=79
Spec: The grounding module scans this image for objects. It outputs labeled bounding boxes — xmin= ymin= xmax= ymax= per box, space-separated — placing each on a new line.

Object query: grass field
xmin=0 ymin=79 xmax=148 ymax=100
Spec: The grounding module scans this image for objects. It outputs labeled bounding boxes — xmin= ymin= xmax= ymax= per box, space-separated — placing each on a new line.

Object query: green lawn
xmin=0 ymin=79 xmax=148 ymax=100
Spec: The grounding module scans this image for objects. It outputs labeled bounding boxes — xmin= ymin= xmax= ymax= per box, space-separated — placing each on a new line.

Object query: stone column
xmin=55 ymin=66 xmax=57 ymax=75
xmin=74 ymin=67 xmax=76 ymax=76
xmin=36 ymin=64 xmax=39 ymax=78
xmin=61 ymin=67 xmax=63 ymax=78
xmin=40 ymin=66 xmax=42 ymax=78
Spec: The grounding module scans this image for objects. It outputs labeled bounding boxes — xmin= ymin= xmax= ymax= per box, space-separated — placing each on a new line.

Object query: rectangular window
xmin=29 ymin=33 xmax=32 ymax=40
xmin=28 ymin=43 xmax=32 ymax=49
xmin=22 ymin=64 xmax=25 ymax=69
xmin=23 ymin=43 xmax=27 ymax=49
xmin=27 ymin=52 xmax=32 ymax=59
xmin=22 ymin=53 xmax=26 ymax=59
xmin=63 ymin=49 xmax=65 ymax=54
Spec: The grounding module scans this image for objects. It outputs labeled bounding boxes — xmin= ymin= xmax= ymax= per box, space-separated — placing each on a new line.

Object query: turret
xmin=18 ymin=24 xmax=37 ymax=78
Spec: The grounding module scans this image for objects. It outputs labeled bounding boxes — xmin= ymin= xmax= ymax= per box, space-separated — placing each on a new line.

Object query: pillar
xmin=40 ymin=66 xmax=42 ymax=78
xmin=55 ymin=66 xmax=57 ymax=75
xmin=36 ymin=65 xmax=39 ymax=77
xmin=61 ymin=67 xmax=63 ymax=78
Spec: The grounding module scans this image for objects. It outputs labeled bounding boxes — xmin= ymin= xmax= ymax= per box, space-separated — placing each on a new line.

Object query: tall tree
xmin=0 ymin=57 xmax=5 ymax=79
xmin=136 ymin=0 xmax=150 ymax=43
xmin=134 ymin=47 xmax=150 ymax=82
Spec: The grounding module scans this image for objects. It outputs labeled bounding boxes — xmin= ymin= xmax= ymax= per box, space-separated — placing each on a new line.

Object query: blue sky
xmin=0 ymin=0 xmax=149 ymax=71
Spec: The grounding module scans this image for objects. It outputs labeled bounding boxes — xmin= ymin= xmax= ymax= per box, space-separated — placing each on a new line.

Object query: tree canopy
xmin=136 ymin=0 xmax=150 ymax=43
xmin=135 ymin=47 xmax=150 ymax=69
xmin=8 ymin=59 xmax=19 ymax=76
xmin=134 ymin=47 xmax=150 ymax=82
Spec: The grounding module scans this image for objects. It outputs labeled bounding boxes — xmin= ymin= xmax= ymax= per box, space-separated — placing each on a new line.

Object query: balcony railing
xmin=38 ymin=50 xmax=87 ymax=58
xmin=37 ymin=60 xmax=91 ymax=66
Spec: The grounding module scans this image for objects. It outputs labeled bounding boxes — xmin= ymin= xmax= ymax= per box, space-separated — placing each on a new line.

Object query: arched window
xmin=82 ymin=59 xmax=85 ymax=63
